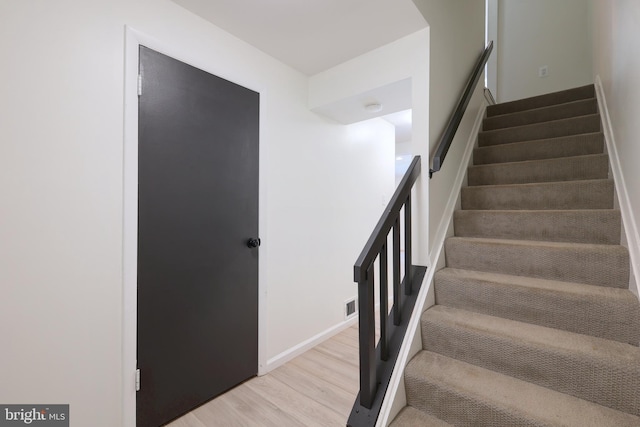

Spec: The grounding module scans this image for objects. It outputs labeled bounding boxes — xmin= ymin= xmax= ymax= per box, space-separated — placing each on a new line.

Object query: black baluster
xmin=379 ymin=244 xmax=389 ymax=361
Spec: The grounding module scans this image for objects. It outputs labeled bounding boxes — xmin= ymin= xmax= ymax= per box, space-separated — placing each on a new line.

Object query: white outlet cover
xmin=539 ymin=66 xmax=549 ymax=78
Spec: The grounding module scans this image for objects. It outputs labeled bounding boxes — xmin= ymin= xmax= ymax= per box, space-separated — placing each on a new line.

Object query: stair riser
xmin=454 ymin=210 xmax=621 ymax=244
xmin=487 ymin=84 xmax=595 ymax=117
xmin=405 ymin=351 xmax=640 ymax=427
xmin=435 ymin=271 xmax=640 ymax=344
xmin=389 ymin=407 xmax=453 ymax=427
xmin=474 ymin=133 xmax=604 ymax=165
xmin=468 ymin=154 xmax=609 ymax=186
xmin=421 ymin=312 xmax=640 ymax=415
xmin=461 ymin=179 xmax=614 ymax=210
xmin=483 ymin=98 xmax=598 ymax=131
xmin=395 ymin=84 xmax=640 ymax=427
xmin=479 ymin=115 xmax=601 ymax=147
xmin=405 ymin=375 xmax=542 ymax=426
xmin=445 ymin=238 xmax=629 ymax=288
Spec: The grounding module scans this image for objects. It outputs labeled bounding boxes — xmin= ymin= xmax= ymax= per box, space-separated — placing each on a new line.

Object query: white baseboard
xmin=594 ymin=75 xmax=640 ymax=297
xmin=376 ymin=100 xmax=488 ymax=427
xmin=264 ymin=316 xmax=358 ymax=373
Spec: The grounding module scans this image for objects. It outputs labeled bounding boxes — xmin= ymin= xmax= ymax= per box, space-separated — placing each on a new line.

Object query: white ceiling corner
xmin=311 ymin=78 xmax=412 ymax=125
xmin=171 ymin=0 xmax=427 ymax=75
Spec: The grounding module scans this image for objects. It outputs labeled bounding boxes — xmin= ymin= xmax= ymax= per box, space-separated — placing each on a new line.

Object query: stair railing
xmin=430 ymin=41 xmax=494 ymax=178
xmin=348 ymin=41 xmax=495 ymax=427
xmin=347 ymin=156 xmax=427 ymax=427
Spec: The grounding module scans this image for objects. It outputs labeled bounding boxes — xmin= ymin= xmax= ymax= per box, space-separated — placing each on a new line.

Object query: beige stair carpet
xmin=391 ymin=84 xmax=640 ymax=426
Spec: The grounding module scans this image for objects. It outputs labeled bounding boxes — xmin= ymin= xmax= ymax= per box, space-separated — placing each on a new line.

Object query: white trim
xmin=376 ymin=101 xmax=487 ymax=427
xmin=484 ymin=88 xmax=497 ymax=106
xmin=375 ymin=267 xmax=433 ymax=427
xmin=594 ymin=75 xmax=640 ymax=296
xmin=122 ymin=26 xmax=140 ymax=427
xmin=429 ymin=104 xmax=486 ymax=263
xmin=266 ymin=316 xmax=358 ymax=371
xmin=123 ymin=26 xmax=269 ymax=427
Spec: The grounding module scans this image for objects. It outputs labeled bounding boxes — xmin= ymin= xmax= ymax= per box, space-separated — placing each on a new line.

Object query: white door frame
xmin=122 ymin=25 xmax=268 ymax=427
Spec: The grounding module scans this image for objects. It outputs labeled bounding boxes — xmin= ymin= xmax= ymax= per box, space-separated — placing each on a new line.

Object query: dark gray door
xmin=137 ymin=46 xmax=259 ymax=427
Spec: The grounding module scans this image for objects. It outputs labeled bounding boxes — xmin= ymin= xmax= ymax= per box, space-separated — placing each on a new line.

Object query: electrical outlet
xmin=539 ymin=65 xmax=549 ymax=78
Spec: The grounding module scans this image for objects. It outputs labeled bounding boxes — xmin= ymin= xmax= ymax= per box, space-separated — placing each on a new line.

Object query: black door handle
xmin=247 ymin=238 xmax=261 ymax=248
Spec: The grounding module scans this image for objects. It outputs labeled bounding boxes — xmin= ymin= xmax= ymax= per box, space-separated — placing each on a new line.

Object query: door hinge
xmin=137 ymin=74 xmax=142 ymax=96
xmin=135 ymin=369 xmax=141 ymax=391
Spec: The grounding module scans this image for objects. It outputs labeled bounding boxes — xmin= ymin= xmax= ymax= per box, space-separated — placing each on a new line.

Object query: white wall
xmin=396 ymin=140 xmax=414 ymax=185
xmin=591 ymin=0 xmax=640 ymax=296
xmin=497 ymin=0 xmax=593 ymax=102
xmin=265 ymin=116 xmax=395 ymax=361
xmin=411 ymin=0 xmax=486 ymax=253
xmin=0 ymin=1 xmax=394 ymax=425
xmin=310 ymin=29 xmax=430 ymax=265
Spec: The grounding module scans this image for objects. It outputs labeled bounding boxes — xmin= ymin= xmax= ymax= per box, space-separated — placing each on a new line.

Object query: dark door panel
xmin=137 ymin=46 xmax=259 ymax=427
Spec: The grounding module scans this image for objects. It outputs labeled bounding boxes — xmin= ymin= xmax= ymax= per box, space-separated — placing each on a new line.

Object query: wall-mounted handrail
xmin=429 ymin=41 xmax=494 ymax=178
xmin=348 ymin=156 xmax=427 ymax=427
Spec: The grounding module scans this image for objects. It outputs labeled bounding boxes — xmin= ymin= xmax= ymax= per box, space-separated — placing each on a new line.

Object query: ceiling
xmin=171 ymin=0 xmax=427 ymax=76
xmin=311 ymin=78 xmax=412 ymax=125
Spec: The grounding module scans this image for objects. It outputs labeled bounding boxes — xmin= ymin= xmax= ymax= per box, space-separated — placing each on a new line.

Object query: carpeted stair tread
xmin=404 ymin=351 xmax=640 ymax=427
xmin=468 ymin=153 xmax=609 ymax=186
xmin=478 ymin=114 xmax=601 ymax=147
xmin=393 ymin=85 xmax=640 ymax=426
xmin=486 ymin=84 xmax=595 ymax=117
xmin=445 ymin=237 xmax=629 ymax=288
xmin=389 ymin=406 xmax=453 ymax=427
xmin=474 ymin=132 xmax=604 ymax=165
xmin=434 ymin=268 xmax=640 ymax=345
xmin=421 ymin=305 xmax=640 ymax=415
xmin=483 ymin=98 xmax=598 ymax=131
xmin=461 ymin=178 xmax=614 ymax=210
xmin=453 ymin=209 xmax=621 ymax=244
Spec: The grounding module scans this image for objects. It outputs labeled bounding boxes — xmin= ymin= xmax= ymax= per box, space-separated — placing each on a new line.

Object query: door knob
xmin=247 ymin=238 xmax=261 ymax=248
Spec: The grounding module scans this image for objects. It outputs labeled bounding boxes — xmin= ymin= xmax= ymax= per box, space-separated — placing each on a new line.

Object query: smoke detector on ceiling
xmin=364 ymin=103 xmax=383 ymax=113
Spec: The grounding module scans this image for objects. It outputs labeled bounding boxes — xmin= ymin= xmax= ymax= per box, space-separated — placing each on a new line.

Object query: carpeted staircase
xmin=391 ymin=85 xmax=640 ymax=426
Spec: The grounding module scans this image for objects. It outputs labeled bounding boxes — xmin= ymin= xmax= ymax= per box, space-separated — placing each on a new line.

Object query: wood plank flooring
xmin=166 ymin=324 xmax=360 ymax=427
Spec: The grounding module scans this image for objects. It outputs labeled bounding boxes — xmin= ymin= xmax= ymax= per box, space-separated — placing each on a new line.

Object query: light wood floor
xmin=166 ymin=324 xmax=360 ymax=427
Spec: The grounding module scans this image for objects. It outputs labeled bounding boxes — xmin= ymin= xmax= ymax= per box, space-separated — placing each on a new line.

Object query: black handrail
xmin=348 ymin=156 xmax=427 ymax=427
xmin=429 ymin=41 xmax=494 ymax=178
xmin=354 ymin=156 xmax=420 ymax=284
